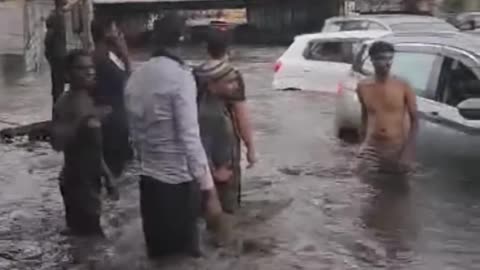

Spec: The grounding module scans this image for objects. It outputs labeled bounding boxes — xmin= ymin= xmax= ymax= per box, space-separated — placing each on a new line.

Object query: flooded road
xmin=1 ymin=46 xmax=480 ymax=269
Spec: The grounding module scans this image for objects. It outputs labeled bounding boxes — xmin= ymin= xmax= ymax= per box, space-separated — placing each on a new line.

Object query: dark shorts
xmin=139 ymin=176 xmax=200 ymax=258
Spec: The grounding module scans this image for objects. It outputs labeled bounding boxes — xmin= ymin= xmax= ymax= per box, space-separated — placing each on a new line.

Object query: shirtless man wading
xmin=356 ymin=41 xmax=418 ymax=179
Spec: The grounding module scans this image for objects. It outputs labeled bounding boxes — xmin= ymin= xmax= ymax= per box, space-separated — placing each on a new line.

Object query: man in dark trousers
xmin=45 ymin=0 xmax=67 ymax=107
xmin=91 ymin=17 xmax=132 ymax=178
xmin=125 ymin=13 xmax=226 ymax=258
xmin=51 ymin=49 xmax=118 ymax=237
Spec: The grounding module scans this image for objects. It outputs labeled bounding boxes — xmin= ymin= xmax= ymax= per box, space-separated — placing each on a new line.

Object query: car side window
xmin=361 ymin=52 xmax=437 ymax=97
xmin=340 ymin=20 xmax=369 ymax=31
xmin=390 ymin=53 xmax=437 ymax=97
xmin=436 ymin=57 xmax=480 ymax=106
xmin=323 ymin=21 xmax=343 ymax=32
xmin=368 ymin=22 xmax=387 ymax=30
xmin=304 ymin=40 xmax=358 ymax=64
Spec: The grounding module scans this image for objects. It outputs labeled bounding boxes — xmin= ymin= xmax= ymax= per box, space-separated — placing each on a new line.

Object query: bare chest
xmin=361 ymin=84 xmax=405 ymax=114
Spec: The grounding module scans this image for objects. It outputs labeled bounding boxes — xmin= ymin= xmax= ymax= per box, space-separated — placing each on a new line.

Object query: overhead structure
xmin=93 ymin=0 xmax=246 ymax=10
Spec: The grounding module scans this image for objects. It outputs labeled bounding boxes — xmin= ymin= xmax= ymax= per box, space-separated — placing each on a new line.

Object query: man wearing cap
xmin=124 ymin=13 xmax=223 ymax=258
xmin=195 ymin=31 xmax=256 ymax=214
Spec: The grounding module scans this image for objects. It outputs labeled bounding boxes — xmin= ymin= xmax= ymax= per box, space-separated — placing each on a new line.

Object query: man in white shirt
xmin=124 ymin=13 xmax=223 ymax=258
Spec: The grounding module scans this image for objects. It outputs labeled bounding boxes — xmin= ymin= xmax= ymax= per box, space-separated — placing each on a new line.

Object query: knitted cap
xmin=195 ymin=59 xmax=235 ymax=82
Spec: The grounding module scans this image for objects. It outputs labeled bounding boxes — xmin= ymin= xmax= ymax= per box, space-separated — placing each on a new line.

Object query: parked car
xmin=466 ymin=29 xmax=480 ymax=37
xmin=322 ymin=14 xmax=458 ymax=33
xmin=446 ymin=12 xmax=480 ymax=31
xmin=335 ymin=32 xmax=480 ymax=159
xmin=272 ymin=30 xmax=389 ymax=92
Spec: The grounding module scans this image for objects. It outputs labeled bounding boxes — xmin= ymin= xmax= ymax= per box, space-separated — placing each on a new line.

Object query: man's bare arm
xmin=232 ymin=101 xmax=256 ymax=167
xmin=404 ymin=83 xmax=418 ymax=145
xmin=356 ymin=84 xmax=367 ymax=142
xmin=87 ymin=117 xmax=119 ymax=199
xmin=62 ymin=0 xmax=81 ymax=11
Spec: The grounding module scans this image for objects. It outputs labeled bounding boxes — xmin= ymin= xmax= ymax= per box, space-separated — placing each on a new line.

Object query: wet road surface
xmin=1 ymin=46 xmax=480 ymax=269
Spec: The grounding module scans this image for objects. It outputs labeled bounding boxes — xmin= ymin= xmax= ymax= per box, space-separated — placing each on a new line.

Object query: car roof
xmin=327 ymin=14 xmax=449 ymax=25
xmin=455 ymin=12 xmax=480 ymax=20
xmin=295 ymin=30 xmax=390 ymax=42
xmin=379 ymin=31 xmax=480 ymax=57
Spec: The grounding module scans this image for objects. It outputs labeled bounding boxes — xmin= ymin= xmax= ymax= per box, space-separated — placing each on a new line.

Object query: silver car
xmin=335 ymin=31 xmax=480 ymax=146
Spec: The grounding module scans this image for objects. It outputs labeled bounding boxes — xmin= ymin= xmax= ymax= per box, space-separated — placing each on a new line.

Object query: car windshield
xmin=390 ymin=22 xmax=457 ymax=32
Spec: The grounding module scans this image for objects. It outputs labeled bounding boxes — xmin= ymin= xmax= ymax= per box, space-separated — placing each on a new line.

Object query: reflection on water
xmin=1 ymin=46 xmax=480 ymax=269
xmin=360 ymin=180 xmax=418 ymax=267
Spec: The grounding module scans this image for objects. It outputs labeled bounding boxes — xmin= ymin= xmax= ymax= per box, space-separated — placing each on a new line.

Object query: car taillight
xmin=274 ymin=61 xmax=282 ymax=73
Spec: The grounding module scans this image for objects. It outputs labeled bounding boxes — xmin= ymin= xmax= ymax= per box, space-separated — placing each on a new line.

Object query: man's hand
xmin=61 ymin=0 xmax=81 ymax=11
xmin=213 ymin=166 xmax=233 ymax=183
xmin=106 ymin=183 xmax=120 ymax=201
xmin=104 ymin=173 xmax=120 ymax=201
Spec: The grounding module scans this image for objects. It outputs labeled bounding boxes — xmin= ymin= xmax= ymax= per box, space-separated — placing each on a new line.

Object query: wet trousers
xmin=102 ymin=113 xmax=132 ymax=177
xmin=139 ymin=176 xmax=200 ymax=258
xmin=59 ymin=175 xmax=103 ymax=236
xmin=48 ymin=58 xmax=65 ymax=105
xmin=357 ymin=142 xmax=411 ymax=187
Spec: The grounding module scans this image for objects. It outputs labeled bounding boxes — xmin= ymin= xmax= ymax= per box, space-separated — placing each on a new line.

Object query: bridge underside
xmin=95 ymin=0 xmax=341 ymax=45
xmin=95 ymin=0 xmax=246 ymax=12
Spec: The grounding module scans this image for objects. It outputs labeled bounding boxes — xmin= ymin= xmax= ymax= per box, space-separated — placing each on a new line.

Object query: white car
xmin=273 ymin=30 xmax=389 ymax=93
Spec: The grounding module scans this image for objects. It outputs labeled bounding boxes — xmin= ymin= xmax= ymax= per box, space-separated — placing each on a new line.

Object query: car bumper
xmin=335 ymin=90 xmax=361 ymax=130
xmin=273 ymin=76 xmax=301 ymax=91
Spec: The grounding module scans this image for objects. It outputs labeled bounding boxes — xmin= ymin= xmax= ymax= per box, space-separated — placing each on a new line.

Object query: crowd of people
xmin=43 ymin=1 xmax=418 ymax=262
xmin=44 ymin=3 xmax=260 ymax=257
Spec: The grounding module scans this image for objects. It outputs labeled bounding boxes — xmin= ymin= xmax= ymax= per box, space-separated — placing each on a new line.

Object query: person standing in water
xmin=91 ymin=17 xmax=132 ymax=178
xmin=51 ymin=50 xmax=117 ymax=237
xmin=356 ymin=41 xmax=418 ymax=182
xmin=45 ymin=0 xmax=68 ymax=106
xmin=195 ymin=31 xmax=256 ymax=213
xmin=124 ymin=14 xmax=224 ymax=258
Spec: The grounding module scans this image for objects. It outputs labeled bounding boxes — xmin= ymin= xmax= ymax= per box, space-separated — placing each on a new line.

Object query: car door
xmin=419 ymin=52 xmax=480 ymax=170
xmin=302 ymin=38 xmax=363 ymax=92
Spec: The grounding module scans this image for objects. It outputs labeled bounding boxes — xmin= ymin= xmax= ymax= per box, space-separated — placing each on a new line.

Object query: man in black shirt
xmin=45 ymin=0 xmax=67 ymax=107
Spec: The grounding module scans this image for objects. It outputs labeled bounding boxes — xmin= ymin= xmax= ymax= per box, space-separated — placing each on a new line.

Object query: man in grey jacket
xmin=124 ymin=14 xmax=223 ymax=258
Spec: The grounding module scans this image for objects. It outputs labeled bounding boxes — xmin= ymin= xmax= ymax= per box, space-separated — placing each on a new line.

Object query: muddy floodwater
xmin=1 ymin=46 xmax=480 ymax=270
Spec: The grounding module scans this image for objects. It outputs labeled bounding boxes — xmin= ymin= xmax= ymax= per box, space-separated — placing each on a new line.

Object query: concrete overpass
xmin=94 ymin=0 xmax=246 ymax=11
xmin=94 ymin=0 xmax=342 ymax=44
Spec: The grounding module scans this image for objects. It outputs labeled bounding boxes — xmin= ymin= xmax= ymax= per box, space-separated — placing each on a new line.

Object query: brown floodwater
xmin=1 ymin=46 xmax=480 ymax=270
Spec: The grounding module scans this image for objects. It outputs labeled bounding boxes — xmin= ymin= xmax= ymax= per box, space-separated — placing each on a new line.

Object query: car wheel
xmin=281 ymin=88 xmax=301 ymax=91
xmin=337 ymin=128 xmax=360 ymax=144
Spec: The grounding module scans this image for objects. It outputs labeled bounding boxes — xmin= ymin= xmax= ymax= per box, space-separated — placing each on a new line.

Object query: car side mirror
xmin=457 ymin=98 xmax=480 ymax=120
